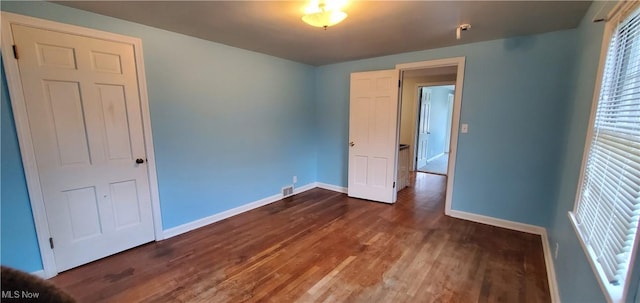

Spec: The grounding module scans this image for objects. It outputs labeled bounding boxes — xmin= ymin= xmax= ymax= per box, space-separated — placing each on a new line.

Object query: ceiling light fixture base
xmin=302 ymin=1 xmax=348 ymax=30
xmin=456 ymin=23 xmax=472 ymax=40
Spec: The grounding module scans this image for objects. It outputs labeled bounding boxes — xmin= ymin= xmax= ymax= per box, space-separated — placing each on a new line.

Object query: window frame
xmin=569 ymin=2 xmax=640 ymax=303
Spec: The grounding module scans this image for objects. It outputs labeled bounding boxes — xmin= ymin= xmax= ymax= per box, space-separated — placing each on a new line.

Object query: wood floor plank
xmin=50 ymin=173 xmax=551 ymax=302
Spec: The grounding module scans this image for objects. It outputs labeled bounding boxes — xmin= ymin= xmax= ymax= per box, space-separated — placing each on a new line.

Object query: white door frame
xmin=444 ymin=93 xmax=454 ymax=153
xmin=396 ymin=57 xmax=466 ymax=216
xmin=411 ymin=81 xmax=456 ymax=170
xmin=1 ymin=12 xmax=164 ymax=278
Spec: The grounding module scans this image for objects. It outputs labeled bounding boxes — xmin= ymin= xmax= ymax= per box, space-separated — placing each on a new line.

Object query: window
xmin=569 ymin=3 xmax=640 ymax=302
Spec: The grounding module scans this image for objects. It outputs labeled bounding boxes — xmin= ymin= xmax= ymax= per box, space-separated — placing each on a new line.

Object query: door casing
xmin=445 ymin=93 xmax=455 ymax=153
xmin=1 ymin=12 xmax=163 ymax=278
xmin=397 ymin=57 xmax=466 ymax=215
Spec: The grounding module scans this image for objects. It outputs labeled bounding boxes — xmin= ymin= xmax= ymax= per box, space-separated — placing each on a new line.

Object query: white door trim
xmin=1 ymin=12 xmax=163 ymax=278
xmin=445 ymin=93 xmax=454 ymax=153
xmin=396 ymin=57 xmax=466 ymax=216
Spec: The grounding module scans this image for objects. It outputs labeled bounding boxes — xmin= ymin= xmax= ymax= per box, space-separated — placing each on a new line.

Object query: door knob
xmin=135 ymin=158 xmax=145 ymax=164
xmin=349 ymin=141 xmax=355 ymax=147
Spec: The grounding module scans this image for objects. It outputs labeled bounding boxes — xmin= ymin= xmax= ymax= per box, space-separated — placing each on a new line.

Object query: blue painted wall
xmin=2 ymin=4 xmax=637 ymax=302
xmin=316 ymin=30 xmax=576 ymax=227
xmin=1 ymin=57 xmax=43 ymax=272
xmin=1 ymin=1 xmax=317 ymax=271
xmin=424 ymin=86 xmax=454 ymax=160
xmin=548 ymin=2 xmax=640 ymax=302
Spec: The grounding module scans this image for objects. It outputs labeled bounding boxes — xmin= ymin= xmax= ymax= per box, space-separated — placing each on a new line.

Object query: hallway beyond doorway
xmin=418 ymin=153 xmax=449 ymax=175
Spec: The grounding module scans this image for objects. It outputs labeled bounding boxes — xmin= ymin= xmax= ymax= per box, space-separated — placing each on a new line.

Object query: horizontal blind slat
xmin=576 ymin=4 xmax=640 ymax=287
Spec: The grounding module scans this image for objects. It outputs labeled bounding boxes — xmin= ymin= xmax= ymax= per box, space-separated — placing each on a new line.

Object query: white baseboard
xmin=30 ymin=270 xmax=45 ymax=278
xmin=446 ymin=209 xmax=560 ymax=302
xmin=427 ymin=152 xmax=445 ymax=163
xmin=540 ymin=230 xmax=561 ymax=303
xmin=293 ymin=182 xmax=317 ymax=195
xmin=446 ymin=209 xmax=545 ymax=235
xmin=162 ymin=182 xmax=317 ymax=239
xmin=316 ymin=182 xmax=348 ymax=193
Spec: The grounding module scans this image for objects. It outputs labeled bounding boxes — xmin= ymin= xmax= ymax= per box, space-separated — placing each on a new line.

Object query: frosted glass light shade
xmin=302 ymin=10 xmax=347 ymax=28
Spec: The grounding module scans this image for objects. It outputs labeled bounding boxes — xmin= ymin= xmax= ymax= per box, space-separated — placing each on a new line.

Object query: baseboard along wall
xmin=159 ymin=183 xmax=560 ymax=302
xmin=446 ymin=209 xmax=560 ymax=303
xmin=427 ymin=152 xmax=445 ymax=163
xmin=316 ymin=182 xmax=348 ymax=193
xmin=29 ymin=270 xmax=45 ymax=279
xmin=162 ymin=182 xmax=317 ymax=239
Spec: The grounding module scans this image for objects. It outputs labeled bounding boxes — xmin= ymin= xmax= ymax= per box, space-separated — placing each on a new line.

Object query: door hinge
xmin=393 ymin=181 xmax=396 ymax=188
xmin=49 ymin=237 xmax=54 ymax=249
xmin=12 ymin=45 xmax=19 ymax=59
xmin=398 ymin=79 xmax=401 ymax=87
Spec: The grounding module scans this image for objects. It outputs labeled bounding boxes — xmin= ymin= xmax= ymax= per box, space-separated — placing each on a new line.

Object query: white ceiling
xmin=54 ymin=1 xmax=593 ymax=66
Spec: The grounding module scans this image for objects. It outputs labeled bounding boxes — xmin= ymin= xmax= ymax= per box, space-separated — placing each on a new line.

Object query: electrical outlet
xmin=554 ymin=242 xmax=559 ymax=259
xmin=461 ymin=123 xmax=469 ymax=133
xmin=293 ymin=176 xmax=297 ymax=184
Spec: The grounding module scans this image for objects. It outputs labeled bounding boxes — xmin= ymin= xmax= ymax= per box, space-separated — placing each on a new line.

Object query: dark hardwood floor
xmin=51 ymin=173 xmax=551 ymax=302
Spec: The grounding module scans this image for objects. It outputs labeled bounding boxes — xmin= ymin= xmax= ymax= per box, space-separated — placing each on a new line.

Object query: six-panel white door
xmin=348 ymin=70 xmax=400 ymax=203
xmin=12 ymin=24 xmax=155 ymax=272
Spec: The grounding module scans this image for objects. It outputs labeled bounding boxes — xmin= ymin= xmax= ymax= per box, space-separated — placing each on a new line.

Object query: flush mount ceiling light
xmin=302 ymin=0 xmax=348 ymax=30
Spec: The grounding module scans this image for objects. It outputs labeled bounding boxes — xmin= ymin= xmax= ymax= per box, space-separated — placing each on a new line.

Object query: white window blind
xmin=574 ymin=3 xmax=640 ymax=293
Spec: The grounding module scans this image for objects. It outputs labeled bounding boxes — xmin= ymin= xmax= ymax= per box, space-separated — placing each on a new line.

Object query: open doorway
xmin=346 ymin=57 xmax=464 ymax=207
xmin=398 ymin=66 xmax=457 ymax=175
xmin=415 ymin=85 xmax=455 ymax=175
xmin=395 ymin=57 xmax=464 ymax=214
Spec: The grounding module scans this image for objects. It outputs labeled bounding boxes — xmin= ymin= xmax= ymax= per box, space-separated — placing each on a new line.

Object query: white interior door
xmin=416 ymin=88 xmax=431 ymax=168
xmin=11 ymin=24 xmax=155 ymax=272
xmin=348 ymin=69 xmax=400 ymax=203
